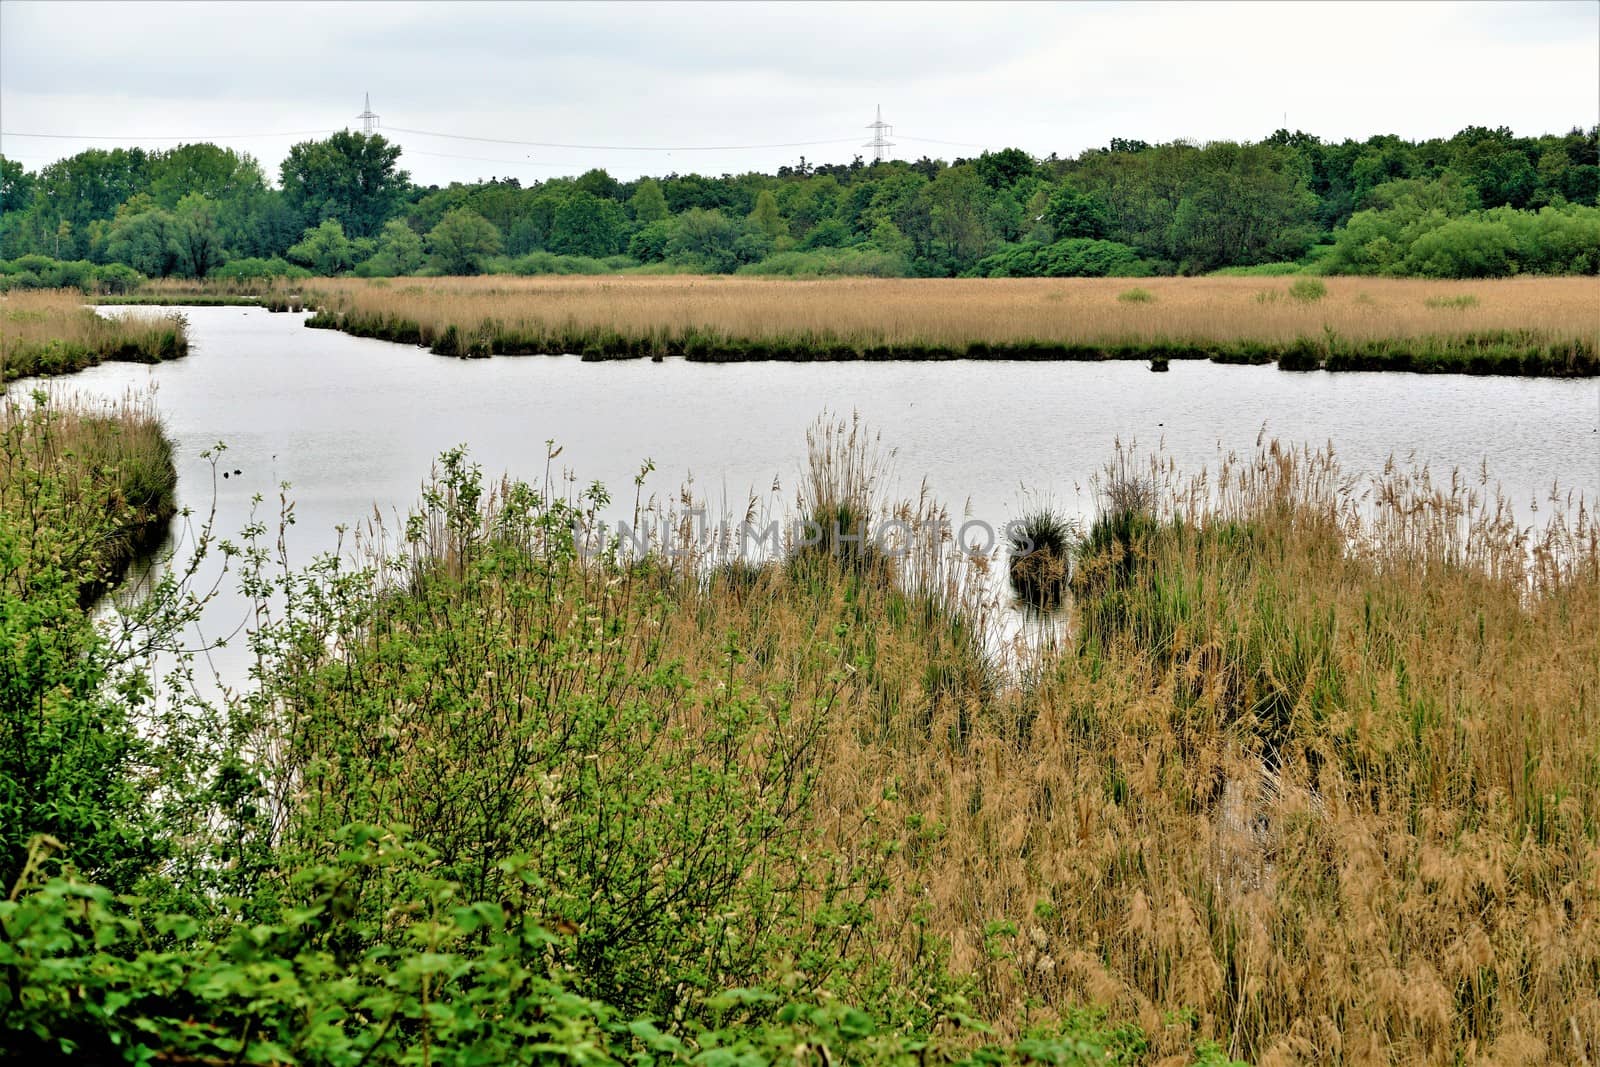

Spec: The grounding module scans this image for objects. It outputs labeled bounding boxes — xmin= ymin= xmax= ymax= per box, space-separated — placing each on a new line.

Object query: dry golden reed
xmin=623 ymin=432 xmax=1598 ymax=1063
xmin=292 ymin=274 xmax=1598 ymax=350
xmin=1 ymin=289 xmax=187 ymax=382
xmin=370 ymin=425 xmax=1597 ymax=1063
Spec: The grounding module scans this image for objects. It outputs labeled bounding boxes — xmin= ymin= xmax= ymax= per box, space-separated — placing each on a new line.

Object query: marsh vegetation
xmin=1 ymin=289 xmax=187 ymax=381
xmin=284 ymin=274 xmax=1599 ymax=374
xmin=3 ymin=397 xmax=1595 ymax=1063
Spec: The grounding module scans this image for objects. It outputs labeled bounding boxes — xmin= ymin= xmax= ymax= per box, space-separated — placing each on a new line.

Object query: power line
xmin=898 ymin=135 xmax=995 ymax=150
xmin=1 ymin=119 xmax=1003 ymax=171
xmin=384 ymin=125 xmax=859 ymax=153
xmin=398 ymin=147 xmax=588 ymax=171
xmin=0 ymin=129 xmax=336 ymax=142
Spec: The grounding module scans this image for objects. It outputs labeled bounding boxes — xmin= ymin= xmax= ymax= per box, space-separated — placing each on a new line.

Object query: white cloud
xmin=2 ymin=0 xmax=1593 ymax=183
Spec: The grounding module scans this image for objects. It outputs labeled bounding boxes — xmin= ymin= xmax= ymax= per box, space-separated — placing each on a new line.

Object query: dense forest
xmin=2 ymin=123 xmax=1597 ymax=286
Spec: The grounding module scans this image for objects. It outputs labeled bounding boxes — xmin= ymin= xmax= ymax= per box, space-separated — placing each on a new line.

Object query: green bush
xmin=971 ymin=238 xmax=1153 ymax=278
xmin=1405 ymin=218 xmax=1518 ymax=278
xmin=738 ymin=246 xmax=910 ymax=277
xmin=210 ymin=256 xmax=313 ymax=281
xmin=1288 ymin=277 xmax=1327 ymax=302
xmin=0 ymin=256 xmax=103 ymax=291
xmin=1207 ymin=262 xmax=1303 ymax=276
xmin=497 ymin=250 xmax=614 ymax=275
xmin=91 ymin=263 xmax=145 ymax=293
xmin=0 ymin=831 xmax=1155 ymax=1066
xmin=1328 ymin=197 xmax=1600 ymax=278
xmin=1424 ymin=294 xmax=1480 ymax=309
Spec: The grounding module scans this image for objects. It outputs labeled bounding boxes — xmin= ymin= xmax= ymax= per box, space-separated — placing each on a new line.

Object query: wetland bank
xmin=3 ymin=14 xmax=1598 ymax=1056
xmin=4 ymin=294 xmax=1597 ymax=1062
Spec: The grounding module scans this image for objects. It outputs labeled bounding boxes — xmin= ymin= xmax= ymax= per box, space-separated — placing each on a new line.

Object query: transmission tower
xmin=356 ymin=93 xmax=380 ymax=135
xmin=864 ymin=105 xmax=894 ymax=163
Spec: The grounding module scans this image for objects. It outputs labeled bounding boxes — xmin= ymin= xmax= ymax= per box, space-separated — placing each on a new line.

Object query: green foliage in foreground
xmin=3 ymin=834 xmax=1196 ymax=1067
xmin=0 ymin=397 xmax=182 ymax=892
xmin=0 ymin=441 xmax=1247 ymax=1066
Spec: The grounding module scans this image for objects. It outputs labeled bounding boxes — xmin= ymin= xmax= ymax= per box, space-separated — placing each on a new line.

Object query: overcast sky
xmin=2 ymin=0 xmax=1595 ymax=186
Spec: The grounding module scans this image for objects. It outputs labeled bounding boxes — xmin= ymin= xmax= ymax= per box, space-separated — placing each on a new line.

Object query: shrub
xmin=0 ymin=256 xmax=101 ymax=291
xmin=1424 ymin=294 xmax=1480 ymax=309
xmin=972 ymin=238 xmax=1153 ymax=278
xmin=1287 ymin=278 xmax=1327 ymax=302
xmin=1117 ymin=287 xmax=1155 ymax=303
xmin=1208 ymin=262 xmax=1304 ymax=276
xmin=738 ymin=247 xmax=909 ymax=278
xmin=210 ymin=257 xmax=313 ymax=281
xmin=495 ymin=251 xmax=616 ymax=275
xmin=91 ymin=263 xmax=145 ymax=294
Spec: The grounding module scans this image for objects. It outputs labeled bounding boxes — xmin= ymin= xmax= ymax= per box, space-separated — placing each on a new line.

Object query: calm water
xmin=14 ymin=305 xmax=1599 ymax=693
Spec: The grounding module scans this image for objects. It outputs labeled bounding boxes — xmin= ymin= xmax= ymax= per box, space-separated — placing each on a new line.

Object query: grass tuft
xmin=1008 ymin=508 xmax=1077 ymax=607
xmin=1287 ymin=277 xmax=1328 ymax=303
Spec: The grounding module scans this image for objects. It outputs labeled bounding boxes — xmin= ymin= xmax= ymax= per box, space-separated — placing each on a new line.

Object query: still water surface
xmin=16 ymin=306 xmax=1599 ymax=693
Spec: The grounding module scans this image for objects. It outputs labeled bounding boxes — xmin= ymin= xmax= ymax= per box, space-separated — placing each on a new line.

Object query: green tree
xmin=216 ymin=188 xmax=302 ymax=261
xmin=986 ymin=189 xmax=1025 ymax=243
xmin=34 ymin=148 xmax=151 ymax=257
xmin=0 ymin=156 xmax=35 ymax=215
xmin=427 ymin=209 xmax=502 ymax=275
xmin=287 ymin=218 xmax=356 ymax=275
xmin=629 ymin=177 xmax=670 ymax=224
xmin=921 ymin=165 xmax=993 ymax=273
xmin=628 ymin=218 xmax=675 ymax=262
xmin=867 ymin=217 xmax=913 ymax=259
xmin=105 ymin=201 xmax=182 ymax=278
xmin=147 ymin=144 xmax=265 ymax=208
xmin=172 ymin=194 xmax=227 ymax=278
xmin=747 ymin=189 xmax=787 ymax=239
xmin=550 ymin=193 xmax=628 ymax=257
xmin=574 ymin=167 xmax=622 ymax=200
xmin=279 ymin=132 xmax=408 ymax=239
xmin=1044 ymin=186 xmax=1112 ymax=239
xmin=370 ymin=218 xmax=426 ymax=275
xmin=974 ymin=147 xmax=1036 ymax=189
xmin=665 ymin=208 xmax=745 ymax=271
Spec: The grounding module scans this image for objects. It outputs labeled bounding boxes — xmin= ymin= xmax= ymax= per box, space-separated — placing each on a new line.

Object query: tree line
xmin=1 ymin=122 xmax=1595 ymax=285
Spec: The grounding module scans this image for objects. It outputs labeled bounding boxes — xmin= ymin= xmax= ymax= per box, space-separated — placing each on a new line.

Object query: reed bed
xmin=1 ymin=289 xmax=188 ymax=382
xmin=255 ymin=417 xmax=1597 ymax=1063
xmin=97 ymin=275 xmax=287 ymax=307
xmin=818 ymin=443 xmax=1598 ymax=1063
xmin=0 ymin=389 xmax=177 ymax=601
xmin=286 ymin=275 xmax=1597 ymax=374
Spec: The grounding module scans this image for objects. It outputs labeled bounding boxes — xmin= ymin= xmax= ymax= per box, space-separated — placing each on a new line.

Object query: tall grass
xmin=229 ymin=415 xmax=1599 ymax=1062
xmin=0 ymin=389 xmax=177 ymax=601
xmin=267 ymin=274 xmax=1598 ymax=374
xmin=827 ymin=442 xmax=1598 ymax=1063
xmin=1 ymin=290 xmax=187 ymax=382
